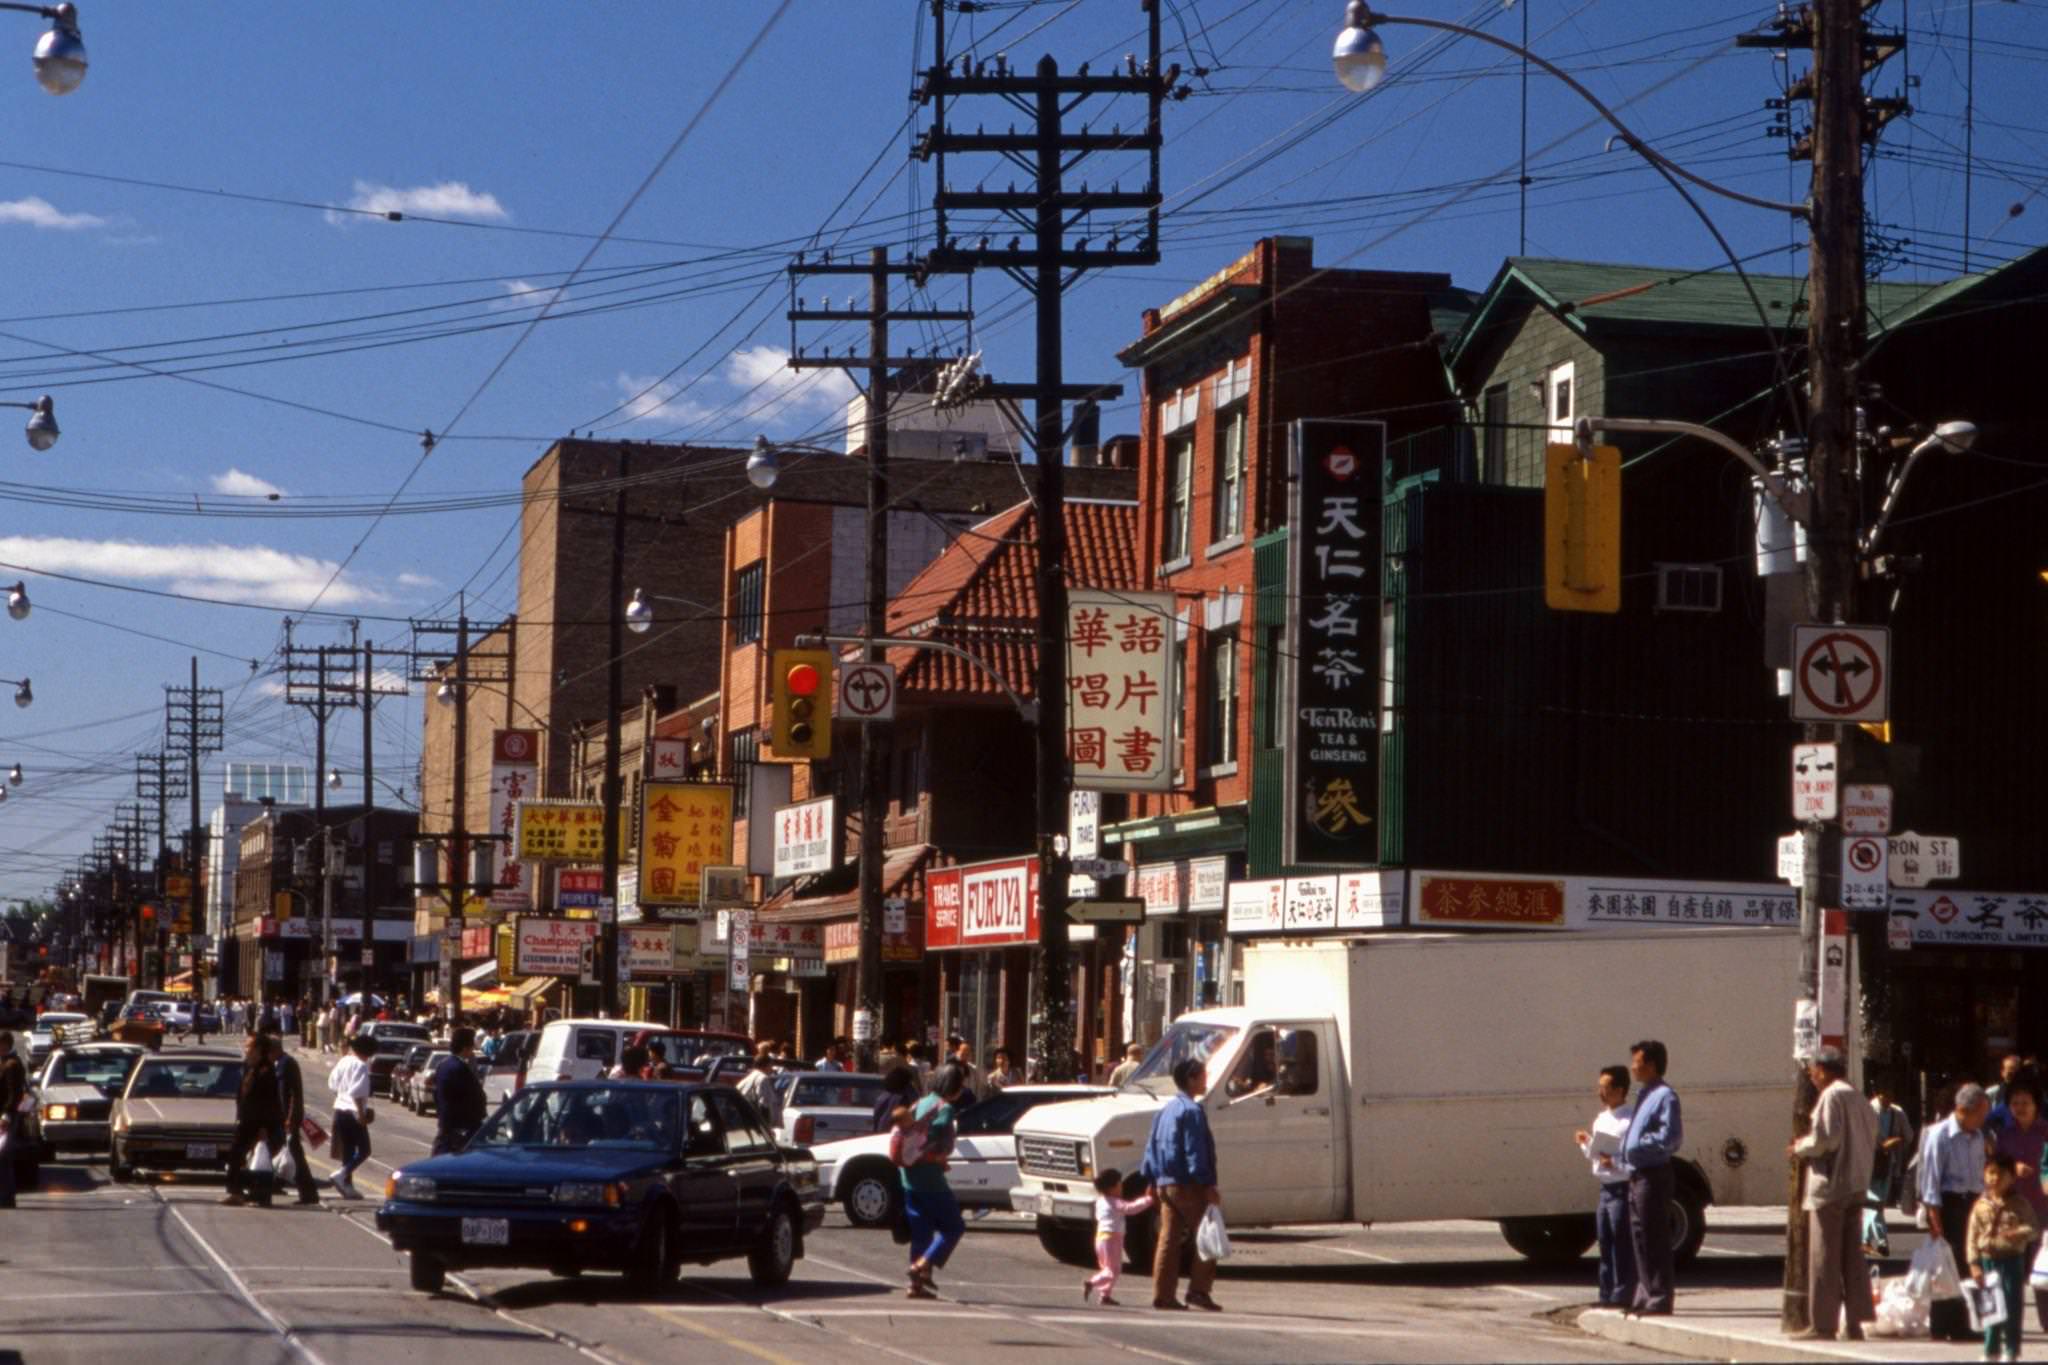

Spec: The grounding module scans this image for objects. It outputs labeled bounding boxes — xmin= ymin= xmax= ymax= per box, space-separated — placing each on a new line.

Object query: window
xmin=1163 ymin=433 xmax=1194 ymax=564
xmin=731 ymin=561 xmax=765 ymax=645
xmin=1261 ymin=626 xmax=1288 ymax=750
xmin=727 ymin=729 xmax=759 ymax=817
xmin=711 ymin=1090 xmax=773 ymax=1152
xmin=1481 ymin=384 xmax=1508 ymax=483
xmin=1545 ymin=361 xmax=1576 ymax=444
xmin=1203 ymin=629 xmax=1238 ymax=769
xmin=1212 ymin=406 xmax=1246 ymax=543
xmin=1171 ymin=626 xmax=1189 ymax=779
xmin=574 ymin=1030 xmax=616 ymax=1065
xmin=1656 ymin=563 xmax=1724 ymax=613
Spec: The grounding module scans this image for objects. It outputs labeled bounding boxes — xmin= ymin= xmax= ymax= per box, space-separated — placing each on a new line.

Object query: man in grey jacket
xmin=1789 ymin=1047 xmax=1877 ymax=1341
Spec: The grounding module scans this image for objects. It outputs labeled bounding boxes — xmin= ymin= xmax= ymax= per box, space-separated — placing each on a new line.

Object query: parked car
xmin=376 ymin=1080 xmax=825 ymax=1294
xmin=404 ymin=1050 xmax=453 ymax=1115
xmin=357 ymin=1021 xmax=432 ymax=1096
xmin=481 ymin=1029 xmax=538 ymax=1106
xmin=814 ymin=1085 xmax=1110 ymax=1228
xmin=35 ymin=1042 xmax=147 ymax=1159
xmin=109 ymin=1049 xmax=248 ymax=1185
xmin=391 ymin=1044 xmax=433 ymax=1111
xmin=676 ymin=1054 xmax=752 ymax=1086
xmin=27 ymin=1012 xmax=90 ymax=1066
xmin=765 ymin=1071 xmax=889 ymax=1150
xmin=526 ymin=1019 xmax=747 ymax=1086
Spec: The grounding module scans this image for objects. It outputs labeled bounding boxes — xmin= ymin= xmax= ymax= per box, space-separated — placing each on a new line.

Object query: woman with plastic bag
xmin=223 ymin=1033 xmax=284 ymax=1208
xmin=1139 ymin=1057 xmax=1224 ymax=1312
xmin=1991 ymin=1078 xmax=2048 ymax=1331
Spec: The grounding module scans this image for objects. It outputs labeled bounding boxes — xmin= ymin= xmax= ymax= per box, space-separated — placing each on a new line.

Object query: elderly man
xmin=1919 ymin=1081 xmax=1993 ymax=1342
xmin=1789 ymin=1047 xmax=1876 ymax=1341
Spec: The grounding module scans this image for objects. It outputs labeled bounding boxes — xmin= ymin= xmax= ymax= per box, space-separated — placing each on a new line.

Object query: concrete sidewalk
xmin=1580 ymin=1288 xmax=2002 ymax=1362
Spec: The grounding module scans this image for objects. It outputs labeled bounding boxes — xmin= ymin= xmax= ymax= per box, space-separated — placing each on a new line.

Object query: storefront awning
xmin=460 ymin=960 xmax=498 ymax=989
xmin=761 ymin=844 xmax=934 ymax=923
xmin=508 ymin=976 xmax=556 ymax=1006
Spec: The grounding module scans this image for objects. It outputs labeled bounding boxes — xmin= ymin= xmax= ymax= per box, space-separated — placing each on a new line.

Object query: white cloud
xmin=210 ymin=468 xmax=285 ymax=499
xmin=330 ymin=180 xmax=508 ymax=226
xmin=613 ymin=346 xmax=855 ymax=435
xmin=0 ymin=196 xmax=105 ymax=231
xmin=0 ymin=535 xmax=383 ymax=608
xmin=490 ymin=279 xmax=571 ymax=312
xmin=614 ymin=372 xmax=718 ymax=428
xmin=395 ymin=571 xmax=437 ymax=589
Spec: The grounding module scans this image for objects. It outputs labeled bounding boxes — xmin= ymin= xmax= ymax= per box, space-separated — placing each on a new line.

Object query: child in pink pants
xmin=1084 ymin=1169 xmax=1155 ymax=1306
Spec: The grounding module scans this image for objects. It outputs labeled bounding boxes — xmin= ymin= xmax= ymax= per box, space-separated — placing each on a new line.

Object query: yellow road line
xmin=647 ymin=1304 xmax=806 ymax=1365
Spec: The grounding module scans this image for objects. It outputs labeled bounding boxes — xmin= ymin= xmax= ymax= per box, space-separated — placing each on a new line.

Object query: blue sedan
xmin=376 ymin=1080 xmax=826 ymax=1295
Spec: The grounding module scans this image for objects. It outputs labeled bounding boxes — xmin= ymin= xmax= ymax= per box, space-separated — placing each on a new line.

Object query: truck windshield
xmin=1124 ymin=1021 xmax=1239 ymax=1092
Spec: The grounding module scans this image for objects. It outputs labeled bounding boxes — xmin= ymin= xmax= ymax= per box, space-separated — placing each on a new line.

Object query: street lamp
xmin=745 ymin=434 xmax=781 ymax=490
xmin=0 ymin=3 xmax=84 ymax=95
xmin=435 ymin=678 xmax=456 ymax=706
xmin=1863 ymin=421 xmax=1978 ymax=557
xmin=8 ymin=763 xmax=21 ymax=786
xmin=326 ymin=768 xmax=343 ymax=791
xmin=624 ymin=587 xmax=653 ymax=635
xmin=1332 ymin=1 xmax=1387 ymax=93
xmin=6 ymin=677 xmax=29 ymax=708
xmin=0 ymin=395 xmax=59 ymax=450
xmin=6 ymin=582 xmax=27 ymax=621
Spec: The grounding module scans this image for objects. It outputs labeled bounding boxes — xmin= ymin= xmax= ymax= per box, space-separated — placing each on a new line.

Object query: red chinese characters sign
xmin=489 ymin=729 xmax=540 ymax=912
xmin=1065 ymin=588 xmax=1177 ymax=792
xmin=823 ymin=917 xmax=923 ymax=964
xmin=1415 ymin=875 xmax=1566 ymax=928
xmin=637 ymin=780 xmax=735 ymax=907
xmin=925 ymin=857 xmax=1039 ymax=951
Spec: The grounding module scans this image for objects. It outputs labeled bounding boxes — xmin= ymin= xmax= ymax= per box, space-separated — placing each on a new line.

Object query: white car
xmin=814 ymin=1085 xmax=1110 ymax=1228
xmin=28 ymin=1013 xmax=90 ymax=1065
xmin=770 ymin=1071 xmax=889 ymax=1149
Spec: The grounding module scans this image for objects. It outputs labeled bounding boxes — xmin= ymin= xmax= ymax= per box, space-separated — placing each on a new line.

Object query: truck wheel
xmin=1035 ymin=1215 xmax=1097 ymax=1268
xmin=840 ymin=1163 xmax=902 ymax=1229
xmin=1670 ymin=1185 xmax=1708 ymax=1267
xmin=1498 ymin=1214 xmax=1598 ymax=1264
xmin=1121 ymin=1209 xmax=1192 ymax=1276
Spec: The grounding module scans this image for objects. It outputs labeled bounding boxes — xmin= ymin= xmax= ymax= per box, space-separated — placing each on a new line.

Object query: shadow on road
xmin=485 ymin=1271 xmax=901 ymax=1312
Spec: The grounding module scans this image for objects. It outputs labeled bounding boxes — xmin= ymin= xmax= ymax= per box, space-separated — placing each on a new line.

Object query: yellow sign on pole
xmin=638 ymin=781 xmax=735 ymax=907
xmin=1544 ymin=442 xmax=1622 ymax=614
xmin=515 ymin=800 xmax=614 ymax=862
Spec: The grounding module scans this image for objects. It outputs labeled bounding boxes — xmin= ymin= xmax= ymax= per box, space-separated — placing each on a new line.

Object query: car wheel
xmin=409 ymin=1252 xmax=446 ymax=1294
xmin=748 ymin=1203 xmax=797 ymax=1288
xmin=841 ymin=1164 xmax=902 ymax=1229
xmin=625 ymin=1208 xmax=677 ymax=1294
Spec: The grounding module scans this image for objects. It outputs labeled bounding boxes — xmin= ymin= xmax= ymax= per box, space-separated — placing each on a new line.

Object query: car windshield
xmin=788 ymin=1077 xmax=887 ymax=1109
xmin=1125 ymin=1021 xmax=1239 ymax=1093
xmin=128 ymin=1058 xmax=243 ymax=1100
xmin=48 ymin=1051 xmax=140 ymax=1088
xmin=472 ymin=1085 xmax=679 ymax=1151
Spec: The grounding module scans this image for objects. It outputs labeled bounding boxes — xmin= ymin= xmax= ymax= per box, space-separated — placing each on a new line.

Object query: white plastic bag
xmin=2032 ymin=1241 xmax=2048 ymax=1291
xmin=1195 ymin=1204 xmax=1232 ymax=1262
xmin=248 ymin=1139 xmax=274 ymax=1177
xmin=1868 ymin=1276 xmax=1929 ymax=1339
xmin=1906 ymin=1239 xmax=1962 ymax=1301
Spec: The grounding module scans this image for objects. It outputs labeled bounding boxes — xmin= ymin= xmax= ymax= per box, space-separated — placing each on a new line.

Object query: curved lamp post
xmin=744 ymin=433 xmax=847 ymax=492
xmin=0 ymin=395 xmax=59 ymax=450
xmin=0 ymin=2 xmax=84 ymax=94
xmin=6 ymin=582 xmax=26 ymax=620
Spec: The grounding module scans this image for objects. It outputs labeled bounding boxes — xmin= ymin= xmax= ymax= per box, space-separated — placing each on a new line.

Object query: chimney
xmin=1100 ymin=434 xmax=1140 ymax=470
xmin=1068 ymin=400 xmax=1100 ymax=467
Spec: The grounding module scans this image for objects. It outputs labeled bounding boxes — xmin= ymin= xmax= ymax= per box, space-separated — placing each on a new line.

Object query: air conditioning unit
xmin=1655 ymin=563 xmax=1724 ymax=613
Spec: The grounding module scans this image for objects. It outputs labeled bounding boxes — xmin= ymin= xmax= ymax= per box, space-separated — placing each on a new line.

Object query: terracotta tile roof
xmin=878 ymin=499 xmax=1141 ymax=702
xmin=759 ymin=843 xmax=934 ymax=921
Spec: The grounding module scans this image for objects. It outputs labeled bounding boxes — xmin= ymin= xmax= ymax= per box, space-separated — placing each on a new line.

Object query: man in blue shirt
xmin=1622 ymin=1038 xmax=1683 ymax=1316
xmin=1917 ymin=1082 xmax=1991 ymax=1342
xmin=1141 ymin=1057 xmax=1222 ymax=1312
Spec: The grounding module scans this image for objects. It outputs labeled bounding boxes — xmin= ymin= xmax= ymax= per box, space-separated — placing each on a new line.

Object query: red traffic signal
xmin=786 ymin=661 xmax=821 ymax=697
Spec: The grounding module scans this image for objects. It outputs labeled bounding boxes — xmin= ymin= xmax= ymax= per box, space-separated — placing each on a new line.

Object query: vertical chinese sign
xmin=638 ymin=780 xmax=735 ymax=916
xmin=490 ymin=730 xmax=539 ymax=912
xmin=1066 ymin=587 xmax=1177 ymax=792
xmin=1284 ymin=421 xmax=1385 ymax=866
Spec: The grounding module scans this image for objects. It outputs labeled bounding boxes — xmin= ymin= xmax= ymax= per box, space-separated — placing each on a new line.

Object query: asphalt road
xmin=0 ymin=1038 xmax=1810 ymax=1365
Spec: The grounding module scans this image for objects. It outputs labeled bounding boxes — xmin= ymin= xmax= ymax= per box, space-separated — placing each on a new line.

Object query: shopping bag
xmin=1906 ymin=1240 xmax=1963 ymax=1300
xmin=2032 ymin=1241 xmax=2048 ymax=1291
xmin=1868 ymin=1276 xmax=1930 ymax=1339
xmin=1195 ymin=1204 xmax=1232 ymax=1262
xmin=299 ymin=1115 xmax=328 ymax=1149
xmin=248 ymin=1139 xmax=275 ymax=1177
xmin=1962 ymin=1277 xmax=2007 ymax=1333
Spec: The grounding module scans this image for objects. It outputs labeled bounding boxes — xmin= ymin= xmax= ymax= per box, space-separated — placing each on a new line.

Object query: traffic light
xmin=1544 ymin=442 xmax=1621 ymax=614
xmin=769 ymin=648 xmax=834 ymax=760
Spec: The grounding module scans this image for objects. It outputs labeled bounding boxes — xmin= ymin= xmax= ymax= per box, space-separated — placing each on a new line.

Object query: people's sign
xmin=516 ymin=801 xmax=611 ymax=863
xmin=1284 ymin=420 xmax=1385 ymax=866
xmin=1065 ymin=587 xmax=1176 ymax=792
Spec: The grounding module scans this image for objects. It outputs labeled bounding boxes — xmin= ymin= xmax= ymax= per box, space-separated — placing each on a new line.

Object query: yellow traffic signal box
xmin=1545 ymin=442 xmax=1621 ymax=614
xmin=769 ymin=648 xmax=834 ymax=760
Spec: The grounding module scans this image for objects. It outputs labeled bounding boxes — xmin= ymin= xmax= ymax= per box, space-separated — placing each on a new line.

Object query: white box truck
xmin=1012 ymin=928 xmax=1805 ymax=1270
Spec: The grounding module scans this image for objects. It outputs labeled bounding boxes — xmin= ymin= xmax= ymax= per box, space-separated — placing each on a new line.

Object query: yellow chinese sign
xmin=638 ymin=781 xmax=734 ymax=907
xmin=516 ymin=800 xmax=611 ymax=862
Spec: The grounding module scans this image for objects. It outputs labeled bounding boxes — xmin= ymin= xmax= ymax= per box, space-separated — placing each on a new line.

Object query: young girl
xmin=1084 ymin=1169 xmax=1155 ymax=1307
xmin=1968 ymin=1153 xmax=2040 ymax=1363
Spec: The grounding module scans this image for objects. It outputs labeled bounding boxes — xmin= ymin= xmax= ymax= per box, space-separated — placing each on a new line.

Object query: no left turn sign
xmin=1791 ymin=625 xmax=1890 ymax=723
xmin=836 ymin=661 xmax=897 ymax=721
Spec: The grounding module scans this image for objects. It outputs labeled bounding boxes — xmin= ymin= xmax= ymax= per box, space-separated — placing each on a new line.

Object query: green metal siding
xmin=1248 ymin=529 xmax=1289 ymax=877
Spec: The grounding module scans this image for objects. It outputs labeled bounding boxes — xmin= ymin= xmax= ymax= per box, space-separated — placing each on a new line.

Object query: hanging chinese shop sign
xmin=771 ymin=796 xmax=836 ymax=879
xmin=637 ymin=780 xmax=735 ymax=910
xmin=515 ymin=800 xmax=615 ymax=863
xmin=489 ymin=729 xmax=539 ymax=912
xmin=925 ymin=857 xmax=1040 ymax=950
xmin=1284 ymin=421 xmax=1385 ymax=866
xmin=1065 ymin=587 xmax=1178 ymax=792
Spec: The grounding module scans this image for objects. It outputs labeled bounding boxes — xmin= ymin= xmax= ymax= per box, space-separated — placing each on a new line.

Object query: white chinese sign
xmin=1283 ymin=876 xmax=1338 ymax=931
xmin=1187 ymin=856 xmax=1229 ymax=913
xmin=489 ymin=729 xmax=540 ymax=911
xmin=649 ymin=737 xmax=690 ymax=780
xmin=1136 ymin=861 xmax=1183 ymax=917
xmin=1065 ymin=587 xmax=1177 ymax=792
xmin=1225 ymin=878 xmax=1285 ymax=935
xmin=1336 ymin=870 xmax=1402 ymax=928
xmin=1888 ymin=831 xmax=1960 ymax=889
xmin=771 ymin=796 xmax=835 ymax=880
xmin=513 ymin=916 xmax=598 ymax=976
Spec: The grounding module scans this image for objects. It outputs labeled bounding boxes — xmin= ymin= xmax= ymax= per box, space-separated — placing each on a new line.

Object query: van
xmin=528 ymin=1020 xmax=753 ymax=1084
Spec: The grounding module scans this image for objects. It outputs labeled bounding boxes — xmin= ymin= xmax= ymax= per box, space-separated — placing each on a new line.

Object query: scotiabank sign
xmin=926 ymin=857 xmax=1039 ymax=951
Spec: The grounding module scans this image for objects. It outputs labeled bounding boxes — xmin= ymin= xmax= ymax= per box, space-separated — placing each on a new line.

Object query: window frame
xmin=1210 ymin=402 xmax=1247 ymax=546
xmin=1162 ymin=431 xmax=1195 ymax=566
xmin=1202 ymin=627 xmax=1239 ymax=773
xmin=731 ymin=560 xmax=766 ymax=646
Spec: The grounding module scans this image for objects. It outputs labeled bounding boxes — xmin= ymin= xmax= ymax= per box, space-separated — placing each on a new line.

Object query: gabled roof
xmin=881 ymin=499 xmax=1142 ymax=703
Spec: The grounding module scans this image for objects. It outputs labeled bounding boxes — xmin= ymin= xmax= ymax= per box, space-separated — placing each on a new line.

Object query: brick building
xmin=230 ymin=803 xmax=419 ymax=1001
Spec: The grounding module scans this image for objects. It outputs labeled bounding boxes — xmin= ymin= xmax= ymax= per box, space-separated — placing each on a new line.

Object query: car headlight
xmin=552 ymin=1181 xmax=622 ymax=1207
xmin=112 ymin=1111 xmax=128 ymax=1134
xmin=789 ymin=1158 xmax=819 ymax=1190
xmin=1077 ymin=1148 xmax=1094 ymax=1178
xmin=391 ymin=1174 xmax=437 ymax=1202
xmin=42 ymin=1102 xmax=71 ymax=1121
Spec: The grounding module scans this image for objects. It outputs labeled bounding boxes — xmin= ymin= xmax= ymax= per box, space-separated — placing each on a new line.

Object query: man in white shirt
xmin=326 ymin=1035 xmax=376 ymax=1199
xmin=1573 ymin=1064 xmax=1636 ymax=1308
xmin=736 ymin=1054 xmax=784 ymax=1133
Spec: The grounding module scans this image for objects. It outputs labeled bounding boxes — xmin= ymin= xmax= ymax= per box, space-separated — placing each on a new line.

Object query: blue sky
xmin=0 ymin=0 xmax=2037 ymax=901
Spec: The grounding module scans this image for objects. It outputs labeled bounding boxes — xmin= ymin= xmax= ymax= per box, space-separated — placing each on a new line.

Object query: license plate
xmin=461 ymin=1217 xmax=510 ymax=1246
xmin=185 ymin=1143 xmax=218 ymax=1160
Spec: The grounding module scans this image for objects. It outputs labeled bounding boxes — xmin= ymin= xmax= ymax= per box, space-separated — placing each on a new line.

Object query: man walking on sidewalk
xmin=1622 ymin=1039 xmax=1682 ymax=1317
xmin=1789 ymin=1046 xmax=1876 ymax=1340
xmin=1919 ymin=1082 xmax=1993 ymax=1342
xmin=1140 ymin=1057 xmax=1224 ymax=1313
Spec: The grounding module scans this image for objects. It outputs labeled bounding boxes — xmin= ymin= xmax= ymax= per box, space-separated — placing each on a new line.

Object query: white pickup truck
xmin=1012 ymin=928 xmax=1805 ymax=1270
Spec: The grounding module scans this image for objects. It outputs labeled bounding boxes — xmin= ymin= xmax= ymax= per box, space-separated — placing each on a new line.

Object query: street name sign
xmin=1887 ymin=831 xmax=1960 ymax=889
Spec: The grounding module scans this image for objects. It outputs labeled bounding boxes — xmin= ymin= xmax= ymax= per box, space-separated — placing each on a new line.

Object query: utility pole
xmin=165 ymin=660 xmax=223 ymax=994
xmin=601 ymin=447 xmax=627 ymax=1018
xmin=284 ymin=620 xmax=360 ymax=1006
xmin=787 ymin=246 xmax=969 ymax=1070
xmin=913 ymin=1 xmax=1165 ymax=1079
